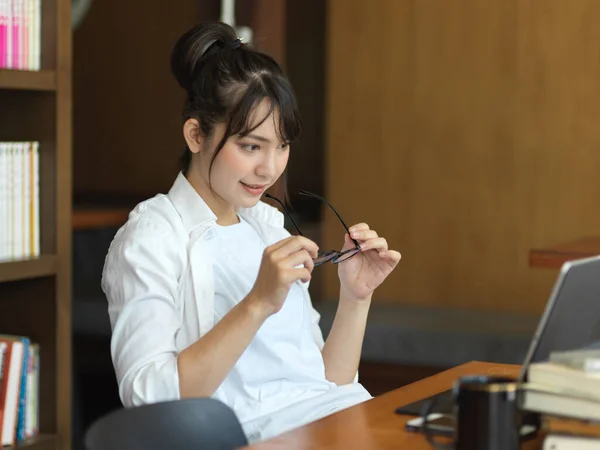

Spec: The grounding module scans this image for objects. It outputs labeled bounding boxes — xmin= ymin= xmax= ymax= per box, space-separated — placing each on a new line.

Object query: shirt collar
xmin=168 ymin=172 xmax=217 ymax=233
xmin=167 ymin=172 xmax=284 ymax=234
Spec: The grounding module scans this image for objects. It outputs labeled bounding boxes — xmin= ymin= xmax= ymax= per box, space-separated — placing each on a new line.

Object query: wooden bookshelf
xmin=0 ymin=256 xmax=58 ymax=283
xmin=0 ymin=0 xmax=72 ymax=449
xmin=8 ymin=434 xmax=57 ymax=450
xmin=0 ymin=69 xmax=57 ymax=91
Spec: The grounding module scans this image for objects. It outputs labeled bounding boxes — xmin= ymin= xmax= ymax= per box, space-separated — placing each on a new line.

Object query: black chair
xmin=84 ymin=398 xmax=248 ymax=450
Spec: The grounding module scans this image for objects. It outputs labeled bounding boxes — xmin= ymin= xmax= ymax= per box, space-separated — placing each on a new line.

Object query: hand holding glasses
xmin=265 ymin=190 xmax=361 ymax=267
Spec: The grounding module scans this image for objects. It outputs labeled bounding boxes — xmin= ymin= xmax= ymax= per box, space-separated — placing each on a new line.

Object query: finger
xmin=348 ymin=223 xmax=370 ymax=233
xmin=281 ymin=249 xmax=315 ymax=273
xmin=267 ymin=236 xmax=297 ymax=253
xmin=285 ymin=267 xmax=312 ymax=284
xmin=272 ymin=236 xmax=319 ymax=260
xmin=359 ymin=237 xmax=388 ymax=253
xmin=378 ymin=250 xmax=402 ymax=263
xmin=350 ymin=229 xmax=379 ymax=241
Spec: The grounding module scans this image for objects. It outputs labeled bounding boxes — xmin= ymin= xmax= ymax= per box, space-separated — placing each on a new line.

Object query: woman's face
xmin=195 ymin=100 xmax=290 ymax=212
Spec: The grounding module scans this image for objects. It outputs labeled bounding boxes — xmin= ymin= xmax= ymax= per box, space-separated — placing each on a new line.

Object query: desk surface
xmin=245 ymin=361 xmax=542 ymax=450
xmin=529 ymin=236 xmax=600 ymax=269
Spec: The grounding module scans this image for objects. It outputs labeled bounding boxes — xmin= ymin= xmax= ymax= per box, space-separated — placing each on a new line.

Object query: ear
xmin=183 ymin=118 xmax=204 ymax=154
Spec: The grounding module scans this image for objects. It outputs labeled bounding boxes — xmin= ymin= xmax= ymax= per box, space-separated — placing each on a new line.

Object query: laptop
xmin=395 ymin=254 xmax=600 ymax=416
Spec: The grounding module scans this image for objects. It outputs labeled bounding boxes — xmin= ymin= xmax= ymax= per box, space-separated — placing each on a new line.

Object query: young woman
xmin=101 ymin=21 xmax=401 ymax=443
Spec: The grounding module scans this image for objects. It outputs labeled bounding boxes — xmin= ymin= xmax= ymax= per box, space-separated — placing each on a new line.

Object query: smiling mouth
xmin=241 ymin=182 xmax=267 ymax=189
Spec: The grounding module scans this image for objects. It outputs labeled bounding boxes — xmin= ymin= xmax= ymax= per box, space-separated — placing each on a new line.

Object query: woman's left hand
xmin=337 ymin=223 xmax=401 ymax=301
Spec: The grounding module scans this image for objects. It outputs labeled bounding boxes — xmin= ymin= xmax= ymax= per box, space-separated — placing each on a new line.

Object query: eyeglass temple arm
xmin=264 ymin=193 xmax=305 ymax=236
xmin=298 ymin=190 xmax=361 ymax=248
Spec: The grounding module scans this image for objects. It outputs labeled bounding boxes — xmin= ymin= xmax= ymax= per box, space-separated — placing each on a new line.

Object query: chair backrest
xmin=84 ymin=397 xmax=248 ymax=450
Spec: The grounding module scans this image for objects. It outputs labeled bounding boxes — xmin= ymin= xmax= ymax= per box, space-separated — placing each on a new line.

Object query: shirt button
xmin=204 ymin=230 xmax=214 ymax=240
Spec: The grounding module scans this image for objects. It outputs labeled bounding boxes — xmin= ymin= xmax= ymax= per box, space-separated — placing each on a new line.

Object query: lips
xmin=240 ymin=182 xmax=267 ymax=195
xmin=241 ymin=182 xmax=267 ymax=189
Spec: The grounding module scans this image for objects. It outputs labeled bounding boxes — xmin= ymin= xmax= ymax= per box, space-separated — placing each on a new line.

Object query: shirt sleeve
xmin=101 ymin=222 xmax=184 ymax=408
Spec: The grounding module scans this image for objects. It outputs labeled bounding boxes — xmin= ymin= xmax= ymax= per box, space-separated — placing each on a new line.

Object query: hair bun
xmin=170 ymin=22 xmax=238 ymax=93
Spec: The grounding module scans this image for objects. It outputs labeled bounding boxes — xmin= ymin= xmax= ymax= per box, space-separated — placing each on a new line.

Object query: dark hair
xmin=170 ymin=22 xmax=302 ymax=202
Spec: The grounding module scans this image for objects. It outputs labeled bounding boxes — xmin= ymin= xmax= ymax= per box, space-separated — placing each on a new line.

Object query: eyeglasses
xmin=265 ymin=190 xmax=361 ymax=267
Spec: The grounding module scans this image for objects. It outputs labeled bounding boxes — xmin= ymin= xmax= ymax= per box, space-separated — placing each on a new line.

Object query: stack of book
xmin=520 ymin=348 xmax=600 ymax=449
xmin=0 ymin=141 xmax=40 ymax=261
xmin=0 ymin=334 xmax=40 ymax=446
xmin=0 ymin=0 xmax=42 ymax=71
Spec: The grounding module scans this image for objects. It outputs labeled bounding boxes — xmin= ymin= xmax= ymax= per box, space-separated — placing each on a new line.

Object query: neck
xmin=185 ymin=170 xmax=239 ymax=226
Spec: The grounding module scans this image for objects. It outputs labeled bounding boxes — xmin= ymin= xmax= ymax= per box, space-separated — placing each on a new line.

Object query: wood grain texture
xmin=322 ymin=0 xmax=600 ymax=313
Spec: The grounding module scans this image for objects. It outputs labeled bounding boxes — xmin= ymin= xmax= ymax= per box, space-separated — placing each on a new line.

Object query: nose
xmin=256 ymin=151 xmax=277 ymax=179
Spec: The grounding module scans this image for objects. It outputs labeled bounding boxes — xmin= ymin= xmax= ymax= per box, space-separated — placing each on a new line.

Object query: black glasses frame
xmin=265 ymin=190 xmax=361 ymax=267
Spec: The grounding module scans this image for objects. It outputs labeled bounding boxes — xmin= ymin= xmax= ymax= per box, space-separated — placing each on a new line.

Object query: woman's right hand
xmin=248 ymin=236 xmax=319 ymax=317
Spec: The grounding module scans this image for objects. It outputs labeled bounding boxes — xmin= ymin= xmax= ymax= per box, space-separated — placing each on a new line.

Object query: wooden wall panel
xmin=72 ymin=0 xmax=220 ymax=200
xmin=73 ymin=1 xmax=292 ymax=204
xmin=322 ymin=0 xmax=600 ymax=313
xmin=237 ymin=0 xmax=286 ymax=66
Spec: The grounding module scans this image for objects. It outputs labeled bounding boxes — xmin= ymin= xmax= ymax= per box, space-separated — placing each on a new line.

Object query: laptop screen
xmin=519 ymin=255 xmax=600 ymax=381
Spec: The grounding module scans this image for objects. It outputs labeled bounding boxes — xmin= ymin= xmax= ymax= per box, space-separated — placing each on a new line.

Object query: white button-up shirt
xmin=101 ymin=172 xmax=371 ymax=441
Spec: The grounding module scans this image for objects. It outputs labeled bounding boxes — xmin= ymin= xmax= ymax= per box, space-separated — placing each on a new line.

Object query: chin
xmin=234 ymin=196 xmax=262 ymax=210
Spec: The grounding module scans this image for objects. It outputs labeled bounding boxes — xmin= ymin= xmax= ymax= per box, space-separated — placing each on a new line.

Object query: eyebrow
xmin=244 ymin=133 xmax=272 ymax=144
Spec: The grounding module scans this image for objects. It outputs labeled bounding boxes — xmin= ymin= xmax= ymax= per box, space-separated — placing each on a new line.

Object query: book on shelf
xmin=0 ymin=0 xmax=41 ymax=71
xmin=0 ymin=334 xmax=39 ymax=447
xmin=0 ymin=141 xmax=40 ymax=262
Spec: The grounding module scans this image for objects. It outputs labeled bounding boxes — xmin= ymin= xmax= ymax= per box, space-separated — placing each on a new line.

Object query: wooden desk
xmin=245 ymin=361 xmax=542 ymax=450
xmin=529 ymin=236 xmax=600 ymax=269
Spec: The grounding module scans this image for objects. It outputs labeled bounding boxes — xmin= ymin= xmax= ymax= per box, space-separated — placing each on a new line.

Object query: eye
xmin=240 ymin=143 xmax=260 ymax=152
xmin=278 ymin=142 xmax=290 ymax=150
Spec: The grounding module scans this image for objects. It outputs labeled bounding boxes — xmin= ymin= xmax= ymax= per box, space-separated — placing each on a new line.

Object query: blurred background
xmin=68 ymin=1 xmax=600 ymax=449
